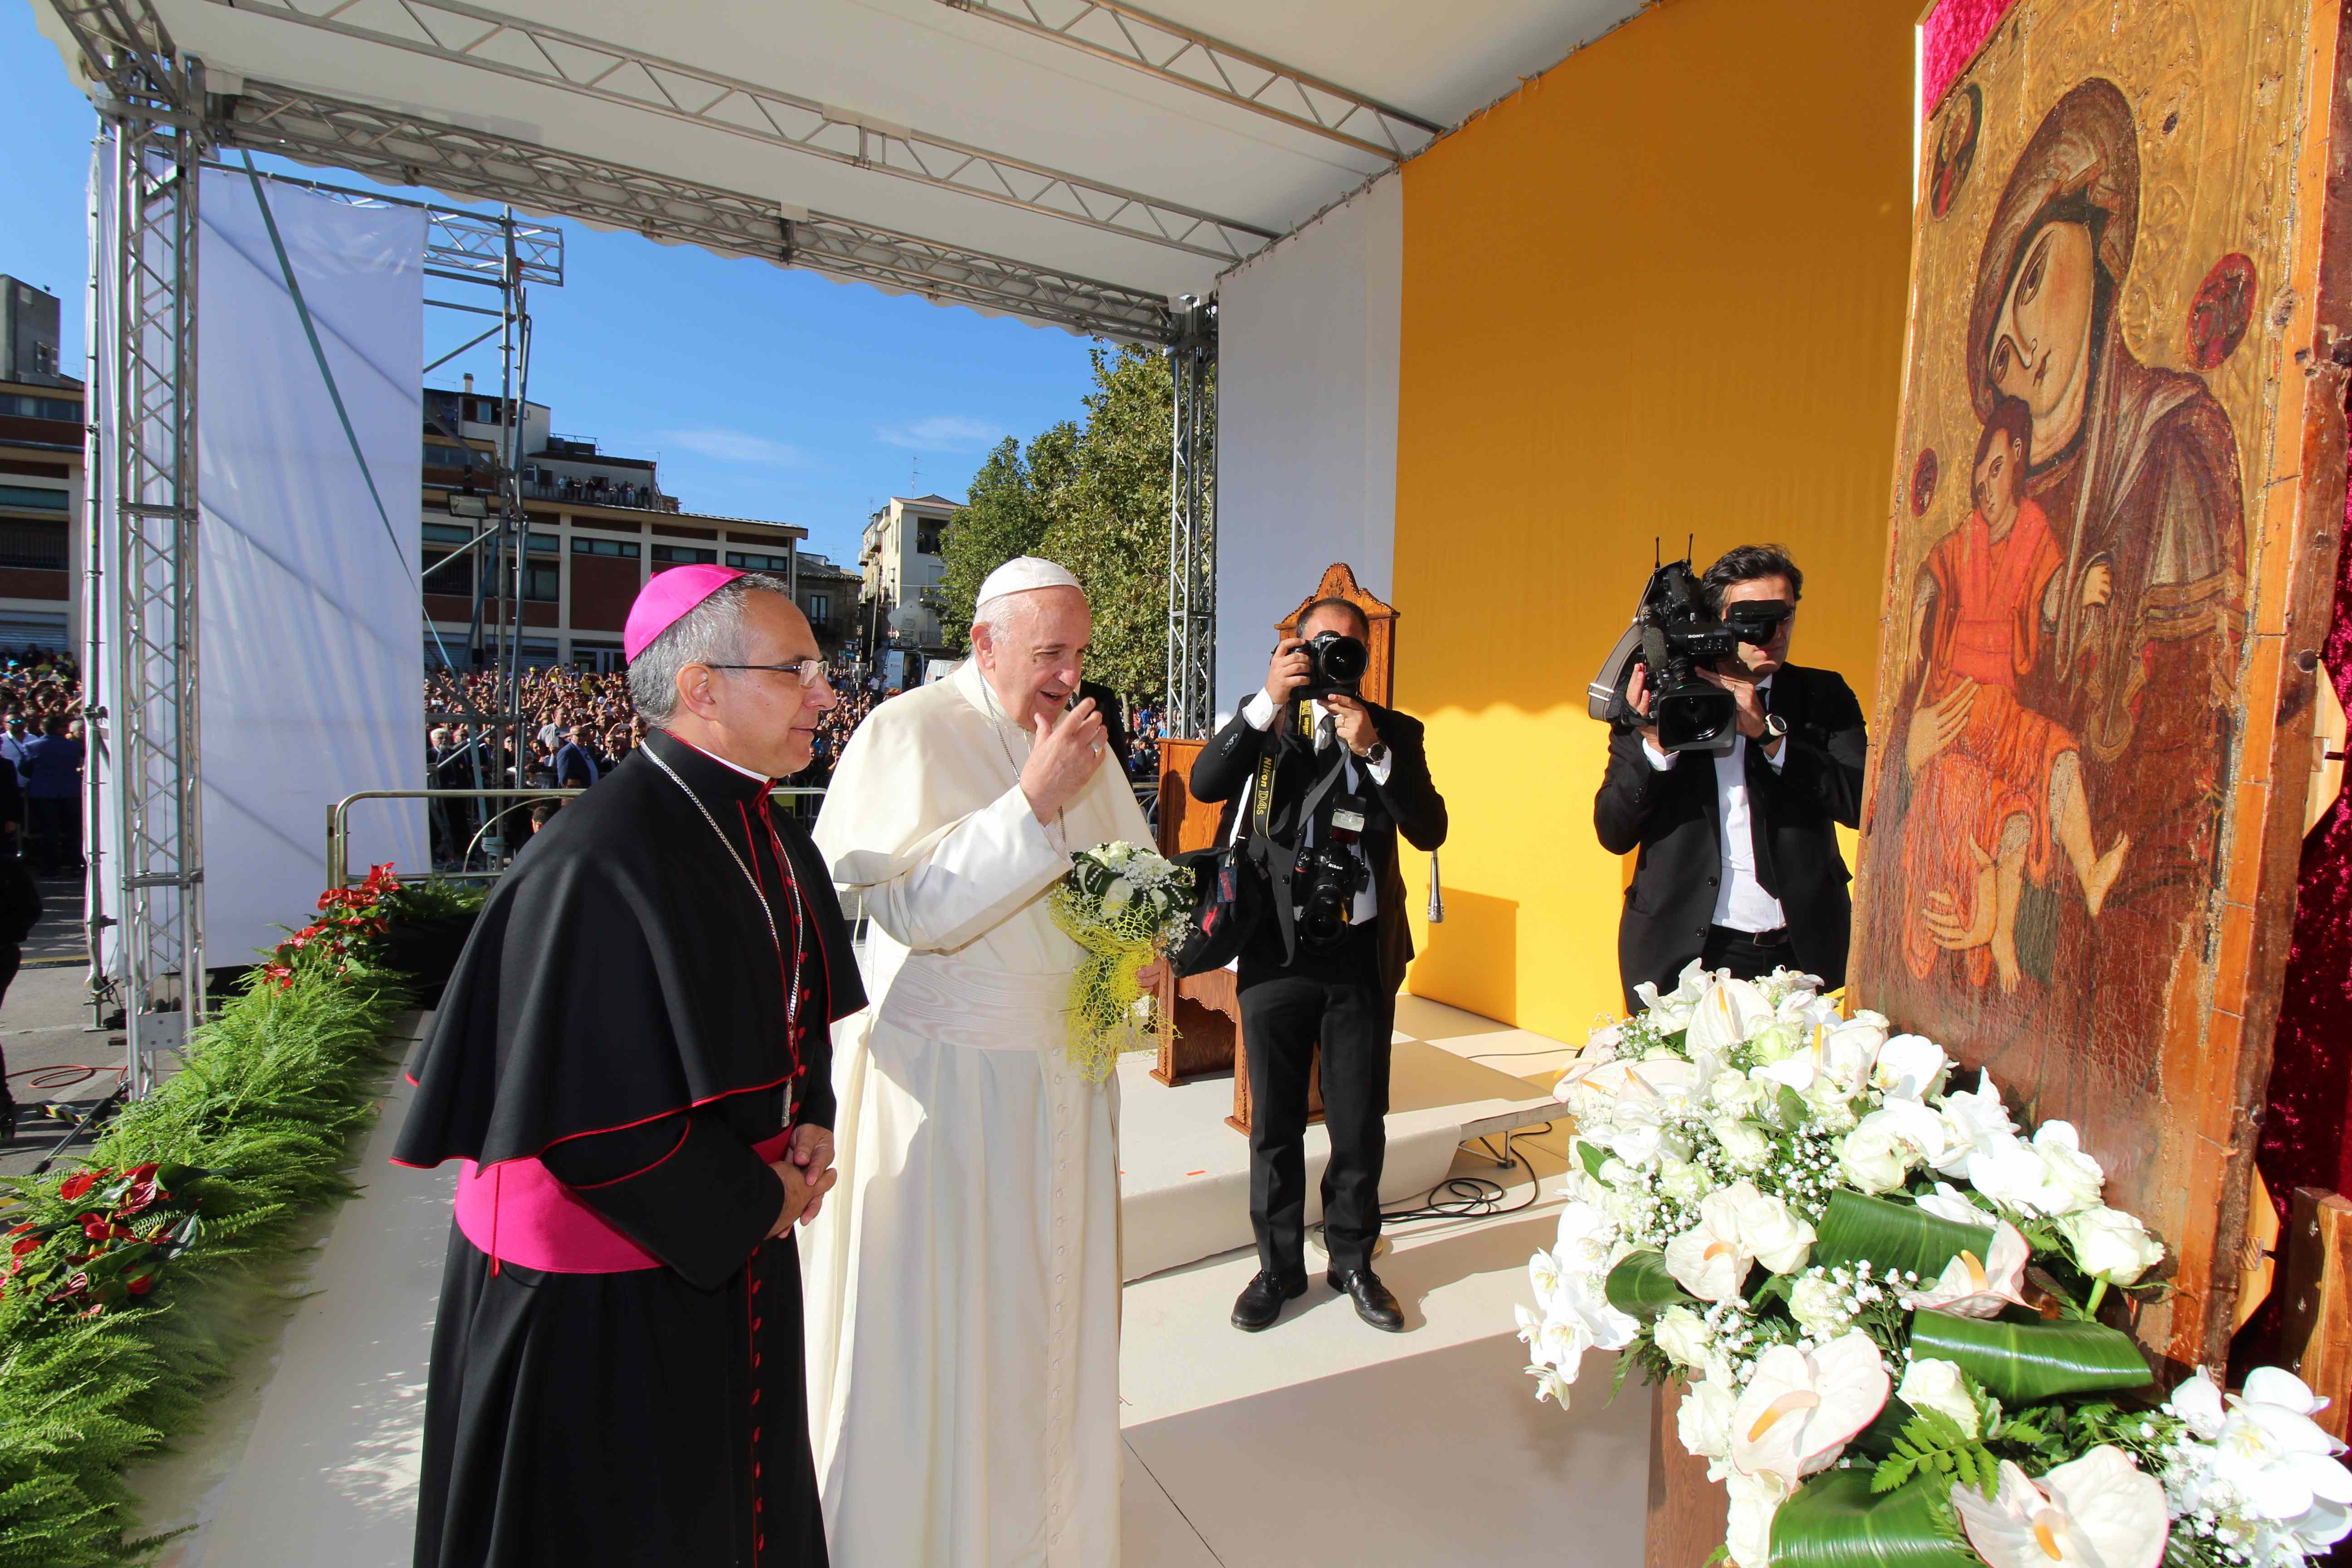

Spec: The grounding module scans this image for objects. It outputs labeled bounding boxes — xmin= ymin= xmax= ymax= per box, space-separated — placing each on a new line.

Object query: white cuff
xmin=1641 ymin=736 xmax=1678 ymax=771
xmin=1764 ymin=735 xmax=1788 ymax=772
xmin=1240 ymin=691 xmax=1278 ymax=731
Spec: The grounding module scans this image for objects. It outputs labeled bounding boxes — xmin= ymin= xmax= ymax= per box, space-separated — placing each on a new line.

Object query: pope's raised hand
xmin=1021 ymin=698 xmax=1107 ymax=824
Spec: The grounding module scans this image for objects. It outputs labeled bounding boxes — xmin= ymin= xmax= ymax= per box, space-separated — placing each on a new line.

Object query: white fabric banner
xmin=1215 ymin=173 xmax=1403 ymax=714
xmin=196 ymin=169 xmax=426 ymax=964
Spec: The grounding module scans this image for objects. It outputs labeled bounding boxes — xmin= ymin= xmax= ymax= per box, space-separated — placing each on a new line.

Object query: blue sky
xmin=0 ymin=3 xmax=1103 ymax=568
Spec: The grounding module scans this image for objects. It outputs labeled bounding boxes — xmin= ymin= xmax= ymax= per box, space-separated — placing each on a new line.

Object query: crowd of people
xmin=0 ymin=647 xmax=87 ymax=877
xmin=425 ymin=655 xmax=1160 ymax=866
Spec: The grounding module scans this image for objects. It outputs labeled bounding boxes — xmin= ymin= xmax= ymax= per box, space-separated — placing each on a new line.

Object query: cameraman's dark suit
xmin=1595 ymin=663 xmax=1866 ymax=1009
xmin=1191 ymin=696 xmax=1446 ymax=1289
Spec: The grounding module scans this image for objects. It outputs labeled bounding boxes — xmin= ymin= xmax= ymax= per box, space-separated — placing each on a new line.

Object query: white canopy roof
xmin=36 ymin=0 xmax=1645 ymax=338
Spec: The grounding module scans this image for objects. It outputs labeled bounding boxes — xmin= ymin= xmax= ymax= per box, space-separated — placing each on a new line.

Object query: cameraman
xmin=1191 ymin=598 xmax=1447 ymax=1335
xmin=1595 ymin=544 xmax=1867 ymax=1010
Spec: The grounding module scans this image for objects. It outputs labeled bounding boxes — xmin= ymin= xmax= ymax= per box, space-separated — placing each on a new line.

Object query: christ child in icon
xmin=1899 ymin=395 xmax=2130 ymax=992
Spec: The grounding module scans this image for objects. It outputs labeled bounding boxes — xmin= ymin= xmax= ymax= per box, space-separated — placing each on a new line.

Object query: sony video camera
xmin=1586 ymin=559 xmax=1790 ymax=756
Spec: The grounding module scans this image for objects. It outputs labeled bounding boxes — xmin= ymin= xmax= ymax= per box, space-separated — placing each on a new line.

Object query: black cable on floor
xmin=1307 ymin=1126 xmax=1554 ymax=1242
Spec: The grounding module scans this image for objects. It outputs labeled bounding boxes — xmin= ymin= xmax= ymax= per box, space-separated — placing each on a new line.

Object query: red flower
xmin=125 ymin=1273 xmax=156 ymax=1296
xmin=58 ymin=1171 xmax=102 ymax=1202
xmin=118 ymin=1166 xmax=166 ymax=1216
xmin=11 ymin=1233 xmax=43 ymax=1260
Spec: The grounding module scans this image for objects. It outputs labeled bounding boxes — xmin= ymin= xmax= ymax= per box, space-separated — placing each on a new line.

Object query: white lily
xmin=1727 ymin=1331 xmax=1891 ymax=1485
xmin=1551 ymin=1200 xmax=1617 ymax=1282
xmin=1664 ymin=1182 xmax=1761 ymax=1301
xmin=1634 ymin=958 xmax=1715 ymax=1030
xmin=1903 ymin=1221 xmax=2030 ymax=1317
xmin=1950 ymin=1447 xmax=2168 ymax=1568
xmin=1527 ymin=1249 xmax=1561 ymax=1309
xmin=1685 ymin=975 xmax=1776 ymax=1058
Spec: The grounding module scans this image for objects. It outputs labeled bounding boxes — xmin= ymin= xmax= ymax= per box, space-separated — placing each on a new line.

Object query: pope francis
xmin=803 ymin=558 xmax=1152 ymax=1567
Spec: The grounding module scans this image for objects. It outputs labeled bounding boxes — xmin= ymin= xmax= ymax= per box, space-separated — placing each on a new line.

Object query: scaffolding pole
xmin=1163 ymin=294 xmax=1216 ymax=738
xmin=55 ymin=0 xmax=210 ymax=1093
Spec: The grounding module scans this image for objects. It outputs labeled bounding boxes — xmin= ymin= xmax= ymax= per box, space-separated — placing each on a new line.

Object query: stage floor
xmin=122 ymin=996 xmax=1649 ymax=1568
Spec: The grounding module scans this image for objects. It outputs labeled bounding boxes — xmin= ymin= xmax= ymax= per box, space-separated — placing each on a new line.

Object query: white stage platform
xmin=1117 ymin=1031 xmax=1559 ymax=1283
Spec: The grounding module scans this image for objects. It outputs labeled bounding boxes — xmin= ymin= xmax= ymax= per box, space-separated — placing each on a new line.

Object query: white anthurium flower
xmin=1750 ymin=1047 xmax=1818 ymax=1094
xmin=1895 ymin=1357 xmax=1980 ymax=1437
xmin=1728 ymin=1332 xmax=1892 ymax=1486
xmin=1904 ymin=1221 xmax=2030 ymax=1317
xmin=1677 ymin=1372 xmax=1740 ymax=1460
xmin=1709 ymin=1117 xmax=1774 ymax=1171
xmin=1722 ymin=1466 xmax=1795 ymax=1568
xmin=1871 ymin=1033 xmax=1952 ymax=1101
xmin=1931 ymin=1070 xmax=2019 ymax=1175
xmin=1655 ymin=1303 xmax=1711 ymax=1371
xmin=1735 ymin=1189 xmax=1817 ymax=1275
xmin=1664 ymin=1183 xmax=1762 ymax=1302
xmin=1914 ymin=1181 xmax=1989 ymax=1227
xmin=2207 ymin=1368 xmax=2352 ymax=1538
xmin=1635 ymin=959 xmax=1715 ymax=1029
xmin=1685 ymin=975 xmax=1777 ymax=1058
xmin=1947 ymin=1448 xmax=2164 ymax=1568
xmin=2029 ymin=1122 xmax=2107 ymax=1215
xmin=2054 ymin=1205 xmax=2166 ymax=1285
xmin=1951 ymin=1447 xmax=2169 ymax=1568
xmin=1838 ymin=1098 xmax=1947 ymax=1194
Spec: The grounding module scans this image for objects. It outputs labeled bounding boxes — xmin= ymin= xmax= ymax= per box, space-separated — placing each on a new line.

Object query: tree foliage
xmin=935 ymin=343 xmax=1209 ymax=702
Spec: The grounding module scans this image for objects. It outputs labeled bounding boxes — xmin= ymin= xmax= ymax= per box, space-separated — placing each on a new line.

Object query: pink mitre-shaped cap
xmin=624 ymin=564 xmax=744 ymax=662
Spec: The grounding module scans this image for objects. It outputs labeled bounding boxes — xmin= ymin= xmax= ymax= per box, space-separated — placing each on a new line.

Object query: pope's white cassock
xmin=803 ymin=647 xmax=1149 ymax=1567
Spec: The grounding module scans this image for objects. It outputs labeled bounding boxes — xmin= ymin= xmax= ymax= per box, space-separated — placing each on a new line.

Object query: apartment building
xmin=790 ymin=550 xmax=862 ymax=657
xmin=0 ymin=279 xmax=80 ymax=652
xmin=858 ymin=492 xmax=963 ymax=652
xmin=420 ymin=381 xmax=805 ymax=672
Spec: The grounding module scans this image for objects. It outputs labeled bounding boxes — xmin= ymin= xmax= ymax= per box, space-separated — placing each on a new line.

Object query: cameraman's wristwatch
xmin=1358 ymin=741 xmax=1388 ymax=764
xmin=1762 ymin=714 xmax=1789 ymax=744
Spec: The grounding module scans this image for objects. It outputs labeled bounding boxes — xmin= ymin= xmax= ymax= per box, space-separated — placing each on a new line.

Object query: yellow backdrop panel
xmin=1392 ymin=0 xmax=1918 ymax=1039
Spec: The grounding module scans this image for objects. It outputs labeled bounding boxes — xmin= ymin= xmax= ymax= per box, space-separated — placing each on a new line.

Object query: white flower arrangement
xmin=1517 ymin=960 xmax=2352 ymax=1568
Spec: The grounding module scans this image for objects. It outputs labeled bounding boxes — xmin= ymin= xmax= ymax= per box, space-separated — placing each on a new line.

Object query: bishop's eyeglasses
xmin=705 ymin=659 xmax=833 ymax=689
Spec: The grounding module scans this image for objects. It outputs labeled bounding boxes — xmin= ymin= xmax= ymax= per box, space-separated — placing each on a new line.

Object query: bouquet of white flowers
xmin=1048 ymin=842 xmax=1194 ymax=1083
xmin=1518 ymin=960 xmax=2352 ymax=1568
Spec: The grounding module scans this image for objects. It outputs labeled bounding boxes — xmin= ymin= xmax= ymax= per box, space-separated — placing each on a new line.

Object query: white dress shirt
xmin=1641 ymin=675 xmax=1786 ymax=933
xmin=1233 ymin=690 xmax=1394 ymax=925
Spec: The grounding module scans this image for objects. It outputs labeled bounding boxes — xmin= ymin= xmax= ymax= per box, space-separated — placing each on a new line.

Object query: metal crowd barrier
xmin=328 ymin=779 xmax=1161 ymax=893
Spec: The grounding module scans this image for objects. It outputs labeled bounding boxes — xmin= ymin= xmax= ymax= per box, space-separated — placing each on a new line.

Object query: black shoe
xmin=1328 ymin=1267 xmax=1405 ymax=1332
xmin=1230 ymin=1270 xmax=1306 ymax=1332
xmin=0 ymin=1098 xmax=14 ymax=1142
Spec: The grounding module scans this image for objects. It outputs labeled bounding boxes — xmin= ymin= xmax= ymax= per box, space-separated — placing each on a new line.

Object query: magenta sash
xmin=454 ymin=1127 xmax=797 ymax=1274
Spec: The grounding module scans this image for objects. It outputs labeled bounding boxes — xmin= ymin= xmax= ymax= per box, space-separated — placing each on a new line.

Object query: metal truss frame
xmin=1163 ymin=296 xmax=1215 ymax=739
xmin=202 ymin=0 xmax=1277 ymax=264
xmin=52 ymin=0 xmax=209 ymax=1093
xmin=222 ymin=80 xmax=1177 ymax=343
xmin=938 ymin=0 xmax=1443 ymax=162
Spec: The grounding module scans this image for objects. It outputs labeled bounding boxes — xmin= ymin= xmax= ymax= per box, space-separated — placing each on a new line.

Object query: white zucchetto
xmin=974 ymin=556 xmax=1083 ymax=613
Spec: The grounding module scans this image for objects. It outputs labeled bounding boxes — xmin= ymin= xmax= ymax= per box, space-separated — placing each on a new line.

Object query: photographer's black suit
xmin=1594 ymin=663 xmax=1867 ymax=1010
xmin=1191 ymin=697 xmax=1447 ymax=1289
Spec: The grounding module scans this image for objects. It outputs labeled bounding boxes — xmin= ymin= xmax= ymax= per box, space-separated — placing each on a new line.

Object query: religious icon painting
xmin=1852 ymin=0 xmax=2352 ymax=1369
xmin=1928 ymin=82 xmax=1982 ymax=219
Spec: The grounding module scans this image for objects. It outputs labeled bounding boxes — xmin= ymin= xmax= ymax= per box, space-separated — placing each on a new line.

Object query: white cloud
xmin=657 ymin=427 xmax=809 ymax=466
xmin=875 ymin=415 xmax=1008 ymax=452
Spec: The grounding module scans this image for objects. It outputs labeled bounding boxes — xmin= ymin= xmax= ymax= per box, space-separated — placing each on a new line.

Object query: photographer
xmin=1595 ymin=544 xmax=1867 ymax=1009
xmin=1190 ymin=598 xmax=1447 ymax=1335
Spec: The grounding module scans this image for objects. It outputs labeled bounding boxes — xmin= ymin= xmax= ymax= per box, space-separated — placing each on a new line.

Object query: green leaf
xmin=1577 ymin=1138 xmax=1609 ymax=1181
xmin=1813 ymin=1191 xmax=1995 ymax=1286
xmin=1770 ymin=1468 xmax=1980 ymax=1568
xmin=1908 ymin=1308 xmax=2152 ymax=1404
xmin=1776 ymin=1085 xmax=1811 ymax=1128
xmin=1604 ymin=1251 xmax=1692 ymax=1323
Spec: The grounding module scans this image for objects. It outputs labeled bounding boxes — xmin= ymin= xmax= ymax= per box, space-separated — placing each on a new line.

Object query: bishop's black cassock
xmin=395 ymin=728 xmax=864 ymax=1568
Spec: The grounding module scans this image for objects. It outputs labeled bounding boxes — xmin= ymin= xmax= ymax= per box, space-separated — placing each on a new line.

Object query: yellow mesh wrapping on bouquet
xmin=1049 ymin=884 xmax=1169 ymax=1084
